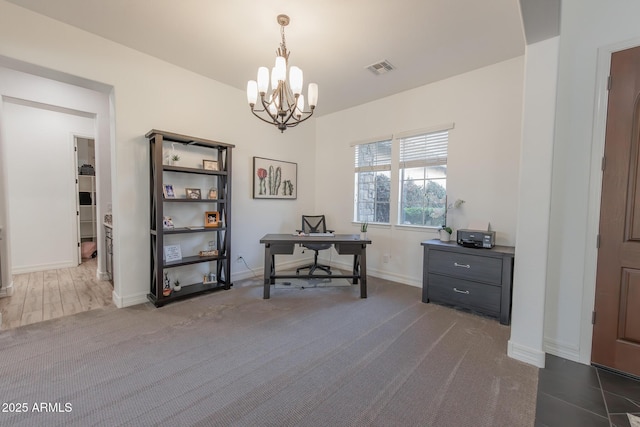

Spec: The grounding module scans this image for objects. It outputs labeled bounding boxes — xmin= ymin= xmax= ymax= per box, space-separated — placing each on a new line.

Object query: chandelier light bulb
xmin=274 ymin=56 xmax=286 ymax=82
xmin=289 ymin=66 xmax=303 ymax=95
xmin=247 ymin=80 xmax=257 ymax=105
xmin=296 ymin=95 xmax=305 ymax=118
xmin=257 ymin=67 xmax=269 ymax=94
xmin=308 ymin=83 xmax=318 ymax=108
xmin=270 ymin=67 xmax=279 ymax=93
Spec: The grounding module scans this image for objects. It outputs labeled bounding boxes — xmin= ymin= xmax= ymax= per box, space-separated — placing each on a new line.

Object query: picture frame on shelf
xmin=163 ymin=184 xmax=175 ymax=198
xmin=253 ymin=157 xmax=297 ymax=199
xmin=208 ymin=188 xmax=218 ymax=200
xmin=205 ymin=211 xmax=220 ymax=228
xmin=203 ymin=159 xmax=218 ymax=171
xmin=163 ymin=244 xmax=182 ymax=262
xmin=185 ymin=188 xmax=201 ymax=200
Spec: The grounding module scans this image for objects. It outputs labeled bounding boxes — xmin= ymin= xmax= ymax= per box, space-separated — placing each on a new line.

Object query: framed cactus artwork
xmin=253 ymin=157 xmax=297 ymax=199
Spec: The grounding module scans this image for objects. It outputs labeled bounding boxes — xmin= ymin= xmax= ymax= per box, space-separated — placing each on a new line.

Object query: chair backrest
xmin=301 ymin=215 xmax=327 ymax=234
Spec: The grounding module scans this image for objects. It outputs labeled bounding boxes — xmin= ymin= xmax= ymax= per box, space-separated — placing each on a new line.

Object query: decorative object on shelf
xmin=203 ymin=160 xmax=218 ymax=171
xmin=203 ymin=272 xmax=217 ymax=284
xmin=445 ymin=198 xmax=465 ymax=229
xmin=166 ymin=142 xmax=180 ymax=165
xmin=246 ymin=14 xmax=318 ymax=133
xmin=208 ymin=188 xmax=218 ymax=200
xmin=163 ymin=184 xmax=175 ymax=198
xmin=439 ymin=226 xmax=452 ymax=242
xmin=163 ymin=273 xmax=172 ymax=296
xmin=435 ymin=198 xmax=465 ymax=240
xmin=205 ymin=211 xmax=220 ymax=228
xmin=163 ymin=216 xmax=174 ymax=230
xmin=164 ymin=244 xmax=182 ymax=262
xmin=185 ymin=188 xmax=201 ymax=199
xmin=360 ymin=222 xmax=368 ymax=240
xmin=79 ymin=163 xmax=95 ymax=175
xmin=199 ymin=249 xmax=219 ymax=257
xmin=173 ymin=279 xmax=181 ymax=292
xmin=253 ymin=157 xmax=297 ymax=199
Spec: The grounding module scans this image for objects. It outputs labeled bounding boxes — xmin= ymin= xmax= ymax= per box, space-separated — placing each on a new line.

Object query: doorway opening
xmin=75 ymin=137 xmax=97 ymax=266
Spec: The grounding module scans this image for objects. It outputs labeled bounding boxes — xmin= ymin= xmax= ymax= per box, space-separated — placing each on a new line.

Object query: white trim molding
xmin=508 ymin=339 xmax=546 ymax=368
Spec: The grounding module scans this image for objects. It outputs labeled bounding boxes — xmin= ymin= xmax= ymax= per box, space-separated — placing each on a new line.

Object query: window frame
xmin=398 ymin=129 xmax=450 ymax=228
xmin=352 ymin=124 xmax=454 ymax=229
xmin=353 ymin=138 xmax=392 ymax=225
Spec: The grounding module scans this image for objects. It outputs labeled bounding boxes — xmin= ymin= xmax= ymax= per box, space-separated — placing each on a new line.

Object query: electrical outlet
xmin=236 ymin=254 xmax=244 ymax=263
xmin=382 ymin=254 xmax=390 ymax=263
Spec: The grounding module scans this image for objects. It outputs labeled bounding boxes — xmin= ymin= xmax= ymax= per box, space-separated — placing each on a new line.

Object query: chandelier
xmin=246 ymin=14 xmax=318 ymax=132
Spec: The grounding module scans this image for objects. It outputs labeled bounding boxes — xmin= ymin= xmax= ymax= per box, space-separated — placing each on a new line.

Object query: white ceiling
xmin=6 ymin=0 xmax=527 ymax=116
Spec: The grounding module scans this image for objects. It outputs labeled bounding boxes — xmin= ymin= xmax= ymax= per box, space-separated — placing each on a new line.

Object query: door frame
xmin=74 ymin=136 xmax=81 ymax=265
xmin=583 ymin=37 xmax=640 ymax=365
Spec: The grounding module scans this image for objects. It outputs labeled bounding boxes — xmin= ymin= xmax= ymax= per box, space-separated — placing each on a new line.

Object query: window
xmin=354 ymin=139 xmax=391 ymax=223
xmin=398 ymin=130 xmax=448 ymax=227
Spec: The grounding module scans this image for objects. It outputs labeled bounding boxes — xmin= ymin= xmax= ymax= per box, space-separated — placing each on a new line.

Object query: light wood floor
xmin=0 ymin=258 xmax=113 ymax=330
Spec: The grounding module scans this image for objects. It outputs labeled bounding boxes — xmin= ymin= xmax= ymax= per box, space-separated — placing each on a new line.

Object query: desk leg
xmin=263 ymin=244 xmax=271 ymax=299
xmin=360 ymin=245 xmax=367 ymax=298
xmin=352 ymin=255 xmax=359 ymax=285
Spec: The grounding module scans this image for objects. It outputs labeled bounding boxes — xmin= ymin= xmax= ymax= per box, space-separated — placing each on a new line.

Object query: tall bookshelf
xmin=146 ymin=130 xmax=234 ymax=307
xmin=78 ymin=175 xmax=96 ymax=242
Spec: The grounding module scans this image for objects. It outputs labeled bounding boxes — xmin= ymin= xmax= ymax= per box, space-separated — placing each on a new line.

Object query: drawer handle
xmin=453 ymin=288 xmax=470 ymax=294
xmin=454 ymin=262 xmax=470 ymax=268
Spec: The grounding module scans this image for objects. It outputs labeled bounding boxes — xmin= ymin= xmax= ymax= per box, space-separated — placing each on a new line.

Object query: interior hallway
xmin=0 ymin=258 xmax=113 ymax=330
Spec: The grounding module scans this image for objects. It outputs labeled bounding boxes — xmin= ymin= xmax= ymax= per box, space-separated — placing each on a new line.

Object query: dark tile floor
xmin=535 ymin=354 xmax=640 ymax=427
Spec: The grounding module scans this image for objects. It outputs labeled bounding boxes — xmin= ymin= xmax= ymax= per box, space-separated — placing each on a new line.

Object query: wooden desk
xmin=259 ymin=234 xmax=372 ymax=299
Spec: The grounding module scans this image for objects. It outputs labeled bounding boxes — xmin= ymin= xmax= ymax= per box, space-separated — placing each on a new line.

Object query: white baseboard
xmin=329 ymin=259 xmax=422 ymax=288
xmin=231 ymin=257 xmax=324 ymax=283
xmin=543 ymin=337 xmax=582 ymax=363
xmin=231 ymin=257 xmax=422 ymax=288
xmin=112 ymin=289 xmax=148 ymax=308
xmin=96 ymin=270 xmax=110 ymax=281
xmin=12 ymin=261 xmax=77 ymax=274
xmin=507 ymin=340 xmax=546 ymax=368
xmin=0 ymin=279 xmax=14 ymax=297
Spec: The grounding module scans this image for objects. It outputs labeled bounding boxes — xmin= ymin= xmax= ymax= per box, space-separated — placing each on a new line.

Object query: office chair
xmin=296 ymin=215 xmax=334 ymax=275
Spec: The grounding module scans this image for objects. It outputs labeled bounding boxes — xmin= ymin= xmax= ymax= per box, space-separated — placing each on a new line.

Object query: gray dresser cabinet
xmin=421 ymin=239 xmax=515 ymax=325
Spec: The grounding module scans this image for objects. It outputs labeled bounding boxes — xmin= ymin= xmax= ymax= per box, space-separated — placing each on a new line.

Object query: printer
xmin=457 ymin=229 xmax=495 ymax=249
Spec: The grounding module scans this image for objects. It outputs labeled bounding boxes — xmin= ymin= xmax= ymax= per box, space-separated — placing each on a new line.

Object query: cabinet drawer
xmin=428 ymin=250 xmax=502 ymax=285
xmin=427 ymin=274 xmax=501 ymax=316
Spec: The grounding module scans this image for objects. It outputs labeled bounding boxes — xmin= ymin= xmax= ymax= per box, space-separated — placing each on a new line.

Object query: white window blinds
xmin=399 ymin=130 xmax=448 ymax=168
xmin=354 ymin=140 xmax=392 ymax=172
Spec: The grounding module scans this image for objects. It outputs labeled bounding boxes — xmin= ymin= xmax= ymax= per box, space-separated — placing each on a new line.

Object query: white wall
xmin=508 ymin=37 xmax=559 ymax=368
xmin=3 ymin=100 xmax=95 ymax=272
xmin=0 ymin=0 xmax=316 ymax=306
xmin=315 ymin=58 xmax=524 ymax=286
xmin=544 ymin=0 xmax=640 ymax=363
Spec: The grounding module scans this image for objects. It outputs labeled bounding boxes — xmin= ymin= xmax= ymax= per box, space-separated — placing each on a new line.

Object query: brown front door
xmin=592 ymin=46 xmax=640 ymax=377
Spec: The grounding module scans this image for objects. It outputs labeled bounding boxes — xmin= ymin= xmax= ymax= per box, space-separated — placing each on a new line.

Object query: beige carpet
xmin=0 ymin=276 xmax=538 ymax=426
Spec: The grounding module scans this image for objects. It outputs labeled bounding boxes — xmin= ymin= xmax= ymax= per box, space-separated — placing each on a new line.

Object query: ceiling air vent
xmin=366 ymin=60 xmax=395 ymax=75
